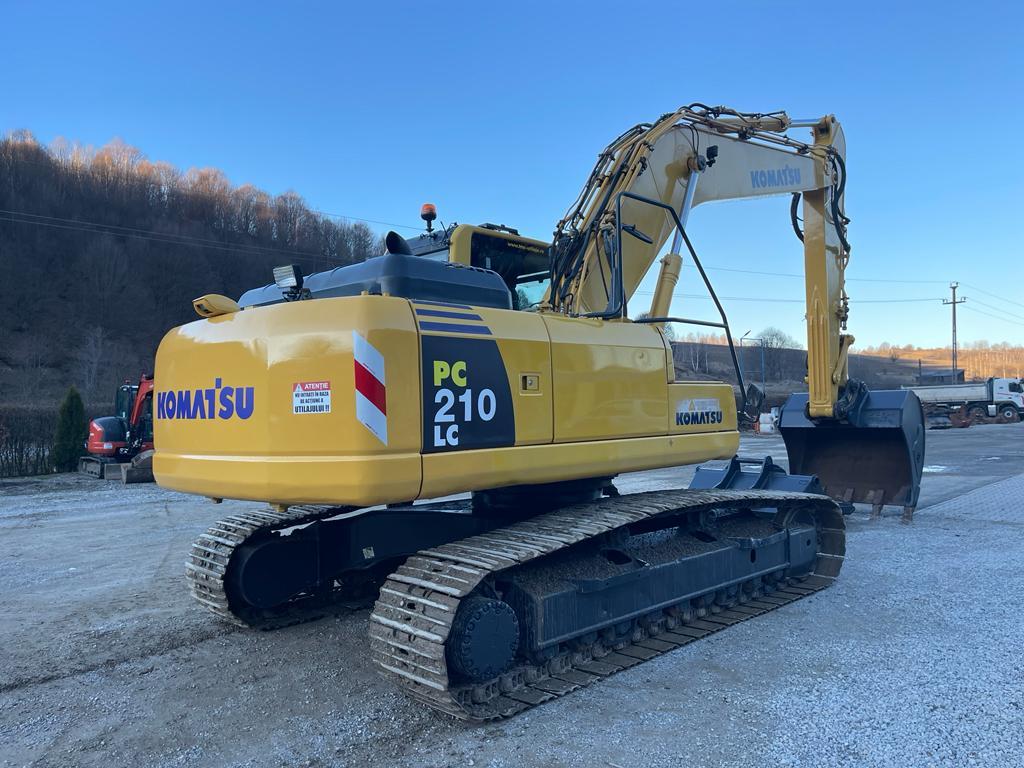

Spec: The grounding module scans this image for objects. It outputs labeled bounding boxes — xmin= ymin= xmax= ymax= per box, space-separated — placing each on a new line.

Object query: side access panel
xmin=415 ymin=302 xmax=552 ymax=453
xmin=543 ymin=316 xmax=668 ymax=442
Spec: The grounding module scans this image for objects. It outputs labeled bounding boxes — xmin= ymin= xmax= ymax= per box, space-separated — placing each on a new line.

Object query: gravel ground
xmin=0 ymin=424 xmax=1022 ymax=767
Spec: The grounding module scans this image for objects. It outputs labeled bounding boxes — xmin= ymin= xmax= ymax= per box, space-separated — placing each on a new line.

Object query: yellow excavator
xmin=157 ymin=104 xmax=924 ymax=720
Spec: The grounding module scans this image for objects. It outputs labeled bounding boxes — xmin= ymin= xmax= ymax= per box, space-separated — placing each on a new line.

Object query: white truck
xmin=904 ymin=377 xmax=1024 ymax=426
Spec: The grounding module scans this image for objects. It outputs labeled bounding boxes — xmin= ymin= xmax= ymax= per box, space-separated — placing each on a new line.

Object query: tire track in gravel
xmin=0 ymin=623 xmax=235 ymax=694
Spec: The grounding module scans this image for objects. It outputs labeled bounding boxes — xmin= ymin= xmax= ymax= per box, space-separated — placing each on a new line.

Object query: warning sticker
xmin=293 ymin=381 xmax=332 ymax=415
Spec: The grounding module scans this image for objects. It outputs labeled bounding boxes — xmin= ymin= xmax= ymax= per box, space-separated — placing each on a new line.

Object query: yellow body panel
xmin=155 ymin=296 xmax=424 ymax=506
xmin=668 ymin=382 xmax=737 ymax=435
xmin=543 ymin=316 xmax=669 ymax=441
xmin=467 ymin=308 xmax=552 ymax=446
xmin=154 ymin=295 xmax=739 ymax=507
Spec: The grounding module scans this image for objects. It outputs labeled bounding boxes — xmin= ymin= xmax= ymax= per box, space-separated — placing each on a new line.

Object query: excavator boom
xmin=549 ymin=104 xmax=923 ymax=511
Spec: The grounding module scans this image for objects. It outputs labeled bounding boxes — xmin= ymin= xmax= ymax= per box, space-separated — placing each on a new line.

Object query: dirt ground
xmin=2 ymin=424 xmax=1023 ymax=767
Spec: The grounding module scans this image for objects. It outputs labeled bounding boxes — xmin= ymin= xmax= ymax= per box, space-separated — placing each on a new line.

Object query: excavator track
xmin=370 ymin=488 xmax=844 ymax=721
xmin=185 ymin=504 xmax=360 ymax=629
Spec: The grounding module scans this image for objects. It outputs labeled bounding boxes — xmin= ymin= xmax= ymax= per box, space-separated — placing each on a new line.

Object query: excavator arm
xmin=550 ymin=105 xmax=923 ymax=511
xmin=550 ymin=105 xmax=850 ymax=419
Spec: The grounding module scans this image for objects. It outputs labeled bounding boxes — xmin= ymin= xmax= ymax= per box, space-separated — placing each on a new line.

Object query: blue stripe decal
xmin=419 ymin=321 xmax=492 ymax=335
xmin=413 ymin=300 xmax=472 ymax=310
xmin=415 ymin=308 xmax=484 ymax=321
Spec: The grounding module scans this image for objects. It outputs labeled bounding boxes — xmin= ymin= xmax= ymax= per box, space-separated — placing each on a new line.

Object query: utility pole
xmin=943 ymin=282 xmax=966 ymax=383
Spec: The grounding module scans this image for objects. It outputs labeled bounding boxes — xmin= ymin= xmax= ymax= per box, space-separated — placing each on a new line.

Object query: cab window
xmin=115 ymin=385 xmax=138 ymax=421
xmin=514 ymin=270 xmax=549 ymax=311
xmin=469 ymin=233 xmax=549 ymax=311
xmin=141 ymin=395 xmax=154 ymax=441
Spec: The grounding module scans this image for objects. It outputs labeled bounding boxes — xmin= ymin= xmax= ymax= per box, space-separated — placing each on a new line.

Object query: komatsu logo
xmin=156 ymin=379 xmax=254 ymax=420
xmin=750 ymin=165 xmax=801 ymax=189
xmin=676 ymin=398 xmax=723 ymax=426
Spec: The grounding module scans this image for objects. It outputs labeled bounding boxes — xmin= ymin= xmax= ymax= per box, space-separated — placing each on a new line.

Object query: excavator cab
xmin=463 ymin=226 xmax=549 ymax=311
xmin=114 ymin=381 xmax=139 ymax=421
xmin=779 ymin=388 xmax=926 ymax=515
xmin=349 ymin=220 xmax=552 ymax=312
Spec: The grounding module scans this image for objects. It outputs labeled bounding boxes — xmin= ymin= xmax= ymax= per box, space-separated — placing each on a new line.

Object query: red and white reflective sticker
xmin=293 ymin=380 xmax=332 ymax=414
xmin=352 ymin=331 xmax=387 ymax=444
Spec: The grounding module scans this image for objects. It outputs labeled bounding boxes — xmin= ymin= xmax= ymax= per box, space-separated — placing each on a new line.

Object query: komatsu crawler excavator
xmin=157 ymin=105 xmax=925 ymax=720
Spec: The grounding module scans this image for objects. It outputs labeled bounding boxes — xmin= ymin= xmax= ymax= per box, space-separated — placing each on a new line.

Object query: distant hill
xmin=858 ymin=343 xmax=1023 ymax=382
xmin=0 ymin=132 xmax=381 ymax=406
xmin=671 ymin=339 xmax=967 ymax=407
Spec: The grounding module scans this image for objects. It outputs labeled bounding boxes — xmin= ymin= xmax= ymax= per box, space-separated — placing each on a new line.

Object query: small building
xmin=917 ymin=369 xmax=965 ymax=385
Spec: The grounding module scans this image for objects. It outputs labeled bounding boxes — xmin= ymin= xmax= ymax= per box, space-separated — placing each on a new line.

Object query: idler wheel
xmin=446 ymin=597 xmax=519 ymax=683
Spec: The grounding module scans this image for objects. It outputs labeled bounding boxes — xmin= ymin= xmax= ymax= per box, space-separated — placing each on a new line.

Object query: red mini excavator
xmin=79 ymin=374 xmax=155 ymax=482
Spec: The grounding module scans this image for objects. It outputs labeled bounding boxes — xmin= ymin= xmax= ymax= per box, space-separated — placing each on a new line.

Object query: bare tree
xmin=759 ymin=326 xmax=802 ymax=381
xmin=682 ymin=332 xmax=708 ymax=374
xmin=75 ymin=326 xmax=107 ymax=401
xmin=690 ymin=340 xmax=707 ymax=373
xmin=79 ymin=238 xmax=130 ymax=327
xmin=14 ymin=346 xmax=47 ymax=402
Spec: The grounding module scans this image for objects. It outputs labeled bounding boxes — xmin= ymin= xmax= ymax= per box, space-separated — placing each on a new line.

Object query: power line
xmin=309 ymin=207 xmax=421 ymax=231
xmin=962 ymin=283 xmax=1024 ymax=311
xmin=675 ymin=261 xmax=948 ymax=285
xmin=0 ymin=210 xmax=343 ymax=266
xmin=851 ymin=298 xmax=944 ymax=303
xmin=958 ymin=288 xmax=1024 ymax=315
xmin=632 ymin=289 xmax=944 ymax=304
xmin=5 ymin=204 xmax=948 ymax=295
xmin=0 ymin=141 xmax=999 ymax=291
xmin=632 ymin=290 xmax=801 ymax=304
xmin=846 ymin=276 xmax=949 ymax=285
xmin=0 ymin=208 xmax=329 ymax=259
xmin=960 ymin=304 xmax=1024 ymax=329
xmin=962 ymin=296 xmax=1024 ymax=323
xmin=0 ymin=213 xmax=326 ymax=266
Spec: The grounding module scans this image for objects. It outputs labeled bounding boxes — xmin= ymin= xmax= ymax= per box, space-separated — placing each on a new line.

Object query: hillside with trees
xmin=858 ymin=341 xmax=1024 ymax=381
xmin=2 ymin=131 xmax=1020 ymax=476
xmin=0 ymin=131 xmax=380 ymax=407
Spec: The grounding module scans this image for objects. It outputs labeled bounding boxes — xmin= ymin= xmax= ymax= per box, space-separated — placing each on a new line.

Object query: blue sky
xmin=2 ymin=1 xmax=1022 ymax=348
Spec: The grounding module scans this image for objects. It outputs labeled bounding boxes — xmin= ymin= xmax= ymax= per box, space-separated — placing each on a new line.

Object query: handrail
xmin=592 ymin=190 xmax=751 ymax=416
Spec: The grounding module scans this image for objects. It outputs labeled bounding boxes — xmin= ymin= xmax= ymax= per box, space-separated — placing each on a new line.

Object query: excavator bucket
xmin=779 ymin=390 xmax=925 ymax=512
xmin=120 ymin=450 xmax=155 ymax=484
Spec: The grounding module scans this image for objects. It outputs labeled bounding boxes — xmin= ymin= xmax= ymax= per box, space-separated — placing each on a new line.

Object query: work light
xmin=273 ymin=264 xmax=303 ymax=291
